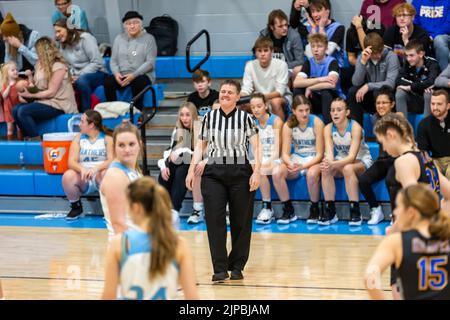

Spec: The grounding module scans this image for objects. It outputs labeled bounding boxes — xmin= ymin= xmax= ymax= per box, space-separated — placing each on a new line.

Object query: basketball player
xmin=102 ymin=177 xmax=198 ymax=300
xmin=365 ymin=184 xmax=450 ymax=299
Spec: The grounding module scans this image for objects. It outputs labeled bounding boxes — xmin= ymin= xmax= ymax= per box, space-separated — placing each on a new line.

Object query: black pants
xmin=293 ymin=88 xmax=336 ymax=124
xmin=340 ymin=65 xmax=355 ymax=96
xmin=359 ymin=156 xmax=395 ymax=208
xmin=158 ymin=163 xmax=189 ymax=212
xmin=104 ymin=74 xmax=151 ymax=110
xmin=201 ymin=163 xmax=255 ymax=274
xmin=348 ymin=86 xmax=379 ymax=126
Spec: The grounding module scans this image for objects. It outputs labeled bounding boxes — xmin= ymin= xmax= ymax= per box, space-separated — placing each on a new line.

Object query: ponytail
xmin=127 ymin=177 xmax=178 ymax=279
xmin=429 ymin=210 xmax=450 ymax=240
xmin=401 ymin=184 xmax=450 ymax=240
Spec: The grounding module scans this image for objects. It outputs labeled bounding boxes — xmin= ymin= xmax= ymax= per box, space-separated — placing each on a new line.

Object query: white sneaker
xmin=172 ymin=209 xmax=180 ymax=229
xmin=368 ymin=206 xmax=384 ymax=225
xmin=187 ymin=210 xmax=204 ymax=224
xmin=255 ymin=208 xmax=274 ymax=225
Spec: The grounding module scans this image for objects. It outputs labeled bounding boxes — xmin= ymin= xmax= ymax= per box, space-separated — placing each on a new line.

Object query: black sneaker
xmin=230 ymin=269 xmax=244 ymax=280
xmin=212 ymin=272 xmax=229 ymax=282
xmin=318 ymin=204 xmax=338 ymax=226
xmin=277 ymin=206 xmax=297 ymax=224
xmin=306 ymin=205 xmax=320 ymax=224
xmin=66 ymin=201 xmax=84 ymax=220
xmin=349 ymin=209 xmax=362 ymax=226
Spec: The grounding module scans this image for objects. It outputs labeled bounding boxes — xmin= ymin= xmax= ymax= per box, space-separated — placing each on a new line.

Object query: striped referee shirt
xmin=200 ymin=107 xmax=258 ymax=165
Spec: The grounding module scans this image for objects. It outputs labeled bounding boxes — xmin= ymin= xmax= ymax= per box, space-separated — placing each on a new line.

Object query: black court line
xmin=198 ymin=282 xmax=391 ymax=292
xmin=1 ymin=275 xmax=390 ymax=292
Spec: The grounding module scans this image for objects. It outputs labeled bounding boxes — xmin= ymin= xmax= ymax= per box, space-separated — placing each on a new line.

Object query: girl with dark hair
xmin=54 ymin=18 xmax=106 ymax=111
xmin=277 ymin=95 xmax=324 ymax=223
xmin=62 ymin=110 xmax=113 ymax=219
xmin=102 ymin=177 xmax=198 ymax=300
xmin=358 ymin=88 xmax=397 ymax=225
xmin=321 ymin=98 xmax=373 ymax=226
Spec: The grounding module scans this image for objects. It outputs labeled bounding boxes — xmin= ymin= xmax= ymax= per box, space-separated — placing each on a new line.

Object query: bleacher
xmin=0 ymin=54 xmax=428 ymax=217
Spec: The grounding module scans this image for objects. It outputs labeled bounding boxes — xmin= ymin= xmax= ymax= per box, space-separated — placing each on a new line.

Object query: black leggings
xmin=158 ymin=163 xmax=190 ymax=212
xmin=359 ymin=156 xmax=395 ymax=208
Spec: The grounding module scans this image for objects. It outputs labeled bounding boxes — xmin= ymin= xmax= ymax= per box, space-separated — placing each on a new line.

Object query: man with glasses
xmin=383 ymin=3 xmax=433 ymax=63
xmin=51 ymin=0 xmax=89 ymax=31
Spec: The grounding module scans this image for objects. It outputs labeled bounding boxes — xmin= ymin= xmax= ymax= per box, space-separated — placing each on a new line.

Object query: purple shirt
xmin=360 ymin=0 xmax=407 ymax=28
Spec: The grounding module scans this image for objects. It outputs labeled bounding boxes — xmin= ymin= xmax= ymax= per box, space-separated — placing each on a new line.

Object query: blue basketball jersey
xmin=119 ymin=229 xmax=179 ymax=300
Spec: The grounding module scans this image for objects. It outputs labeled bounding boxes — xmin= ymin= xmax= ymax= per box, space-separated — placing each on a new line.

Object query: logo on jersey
xmin=45 ymin=147 xmax=66 ymax=162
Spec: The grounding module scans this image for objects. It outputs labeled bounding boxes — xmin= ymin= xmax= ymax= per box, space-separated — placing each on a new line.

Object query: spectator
xmin=187 ymin=69 xmax=219 ymax=116
xmin=383 ymin=3 xmax=433 ymax=62
xmin=278 ymin=95 xmax=324 ymax=224
xmin=289 ymin=0 xmax=311 ymax=47
xmin=412 ymin=0 xmax=450 ymax=71
xmin=435 ymin=63 xmax=450 ymax=89
xmin=293 ymin=33 xmax=343 ymax=124
xmin=417 ymin=90 xmax=450 ymax=180
xmin=13 ymin=37 xmax=77 ymax=139
xmin=259 ymin=9 xmax=304 ymax=79
xmin=62 ymin=110 xmax=113 ymax=220
xmin=342 ymin=18 xmax=385 ymax=94
xmin=304 ymin=0 xmax=345 ymax=68
xmin=359 ymin=0 xmax=406 ymax=29
xmin=51 ymin=0 xmax=89 ymax=32
xmin=395 ymin=39 xmax=440 ymax=117
xmin=240 ymin=37 xmax=292 ymax=120
xmin=248 ymin=93 xmax=284 ymax=225
xmin=0 ymin=11 xmax=5 ymax=64
xmin=158 ymin=102 xmax=204 ymax=225
xmin=0 ymin=61 xmax=31 ymax=140
xmin=358 ymin=88 xmax=397 ymax=225
xmin=349 ymin=32 xmax=400 ymax=125
xmin=0 ymin=12 xmax=40 ymax=72
xmin=320 ymin=98 xmax=373 ymax=226
xmin=104 ymin=11 xmax=157 ymax=111
xmin=346 ymin=17 xmax=385 ymax=67
xmin=54 ymin=18 xmax=106 ymax=112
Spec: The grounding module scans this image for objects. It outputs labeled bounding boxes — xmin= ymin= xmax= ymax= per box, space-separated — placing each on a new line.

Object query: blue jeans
xmin=434 ymin=35 xmax=450 ymax=71
xmin=74 ymin=71 xmax=107 ymax=112
xmin=13 ymin=102 xmax=64 ymax=137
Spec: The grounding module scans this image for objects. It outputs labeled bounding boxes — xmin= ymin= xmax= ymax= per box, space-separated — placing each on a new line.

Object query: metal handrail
xmin=186 ymin=29 xmax=211 ymax=73
xmin=128 ymin=85 xmax=157 ymax=176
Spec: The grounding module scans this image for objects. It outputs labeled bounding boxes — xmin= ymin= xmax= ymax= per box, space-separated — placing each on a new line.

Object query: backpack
xmin=145 ymin=14 xmax=178 ymax=56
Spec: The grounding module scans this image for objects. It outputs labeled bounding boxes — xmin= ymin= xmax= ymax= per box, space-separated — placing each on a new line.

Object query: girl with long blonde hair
xmin=158 ymin=102 xmax=204 ymax=224
xmin=13 ymin=36 xmax=77 ymax=139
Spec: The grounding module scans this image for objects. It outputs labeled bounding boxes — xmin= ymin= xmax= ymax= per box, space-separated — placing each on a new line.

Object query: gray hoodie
xmin=61 ymin=32 xmax=105 ymax=76
xmin=259 ymin=27 xmax=304 ymax=69
xmin=435 ymin=64 xmax=450 ymax=89
xmin=352 ymin=48 xmax=400 ymax=91
xmin=110 ymin=30 xmax=157 ymax=83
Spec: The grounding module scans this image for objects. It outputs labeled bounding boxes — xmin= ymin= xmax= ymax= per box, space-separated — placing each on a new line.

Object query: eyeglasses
xmin=56 ymin=2 xmax=69 ymax=7
xmin=124 ymin=20 xmax=141 ymax=26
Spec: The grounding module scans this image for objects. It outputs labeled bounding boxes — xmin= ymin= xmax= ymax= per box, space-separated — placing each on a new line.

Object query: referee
xmin=186 ymin=79 xmax=261 ymax=282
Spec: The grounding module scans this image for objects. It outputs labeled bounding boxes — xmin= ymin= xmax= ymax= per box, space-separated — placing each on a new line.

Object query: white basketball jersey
xmin=100 ymin=162 xmax=142 ymax=239
xmin=255 ymin=114 xmax=279 ymax=163
xmin=79 ymin=132 xmax=107 ymax=169
xmin=332 ymin=120 xmax=372 ymax=163
xmin=119 ymin=229 xmax=179 ymax=300
xmin=291 ymin=115 xmax=317 ymax=158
